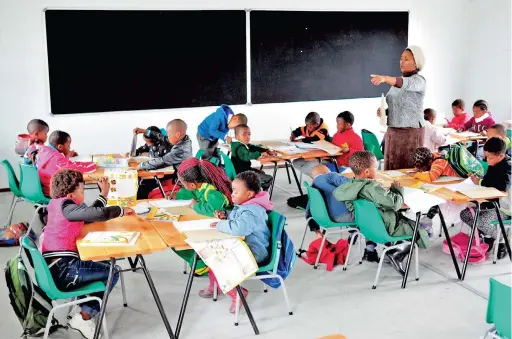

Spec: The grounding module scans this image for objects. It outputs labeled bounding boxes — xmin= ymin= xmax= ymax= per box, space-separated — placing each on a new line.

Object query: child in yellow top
xmin=412 ymin=147 xmax=460 ymax=183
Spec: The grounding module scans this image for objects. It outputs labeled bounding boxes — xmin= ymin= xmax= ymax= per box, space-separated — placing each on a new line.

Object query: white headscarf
xmin=406 ymin=45 xmax=425 ymax=72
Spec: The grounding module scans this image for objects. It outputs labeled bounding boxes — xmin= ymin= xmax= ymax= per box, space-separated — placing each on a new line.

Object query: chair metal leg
xmin=262 ymin=280 xmax=268 ymax=293
xmin=414 ymin=244 xmax=419 ymax=281
xmin=493 ymin=227 xmax=501 ymax=264
xmin=213 ymin=281 xmax=218 ymax=302
xmin=358 ymin=234 xmax=365 ymax=264
xmin=183 ymin=260 xmax=188 ymax=274
xmin=43 ymin=307 xmax=57 ymax=339
xmin=118 ymin=267 xmax=127 ymax=307
xmin=461 ymin=202 xmax=480 ymax=280
xmin=4 ymin=195 xmax=17 ymax=227
xmin=297 ymin=218 xmax=312 ymax=256
xmin=492 ymin=201 xmax=512 ymax=261
xmin=285 ymin=162 xmax=292 ymax=184
xmin=373 ymin=246 xmax=389 ymax=289
xmin=314 ymin=230 xmax=327 ymax=269
xmin=234 ymin=291 xmax=241 ymax=326
xmin=402 ymin=212 xmax=421 ymax=288
xmin=277 ymin=276 xmax=293 ymax=315
xmin=343 ymin=230 xmax=359 ymax=271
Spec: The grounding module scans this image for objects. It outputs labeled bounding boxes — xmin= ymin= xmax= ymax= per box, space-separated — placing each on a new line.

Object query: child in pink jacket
xmin=35 ymin=130 xmax=96 ymax=196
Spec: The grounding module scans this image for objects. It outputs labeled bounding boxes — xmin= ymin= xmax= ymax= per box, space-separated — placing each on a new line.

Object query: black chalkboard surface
xmin=45 ymin=10 xmax=246 ymax=114
xmin=250 ymin=11 xmax=408 ymax=104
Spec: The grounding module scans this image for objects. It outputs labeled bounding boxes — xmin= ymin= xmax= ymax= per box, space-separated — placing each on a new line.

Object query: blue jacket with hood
xmin=197 ymin=104 xmax=234 ymax=142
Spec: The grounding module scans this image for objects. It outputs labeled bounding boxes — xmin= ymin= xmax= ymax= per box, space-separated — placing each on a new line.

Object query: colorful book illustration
xmin=80 ymin=231 xmax=140 ymax=246
xmin=104 ymin=169 xmax=138 ymax=207
xmin=145 ymin=207 xmax=179 ymax=222
xmin=149 ymin=199 xmax=194 ymax=208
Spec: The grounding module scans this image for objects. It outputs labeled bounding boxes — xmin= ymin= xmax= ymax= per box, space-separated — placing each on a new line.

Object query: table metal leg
xmin=268 ymin=162 xmax=279 ymax=200
xmin=402 ymin=212 xmax=420 ymax=288
xmin=236 ymin=285 xmax=260 ymax=335
xmin=138 ymin=255 xmax=176 ymax=339
xmin=154 ymin=175 xmax=166 ymax=198
xmin=175 ymin=253 xmax=198 ymax=338
xmin=128 ymin=257 xmax=139 ymax=272
xmin=93 ymin=258 xmax=116 ymax=339
xmin=284 ymin=162 xmax=292 ymax=184
xmin=438 ymin=206 xmax=461 ymax=279
xmin=287 ymin=161 xmax=304 ymax=196
xmin=461 ymin=201 xmax=480 ymax=281
xmin=492 ymin=201 xmax=512 ymax=261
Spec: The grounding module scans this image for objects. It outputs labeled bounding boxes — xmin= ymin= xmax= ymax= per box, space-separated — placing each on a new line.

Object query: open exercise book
xmin=80 ymin=232 xmax=140 ymax=246
xmin=401 ymin=187 xmax=446 ymax=213
xmin=444 ymin=178 xmax=507 ymax=199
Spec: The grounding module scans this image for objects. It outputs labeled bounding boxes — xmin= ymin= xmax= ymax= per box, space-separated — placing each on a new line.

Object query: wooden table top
xmin=77 ymin=216 xmax=168 ymax=261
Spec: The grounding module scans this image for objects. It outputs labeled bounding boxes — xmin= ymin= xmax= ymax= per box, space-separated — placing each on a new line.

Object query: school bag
xmin=301 ymin=238 xmax=349 ymax=271
xmin=442 ymin=228 xmax=488 ymax=264
xmin=0 ymin=223 xmax=35 ymax=247
xmin=441 ymin=143 xmax=484 ymax=178
xmin=5 ymin=247 xmax=61 ymax=336
xmin=260 ymin=218 xmax=296 ymax=288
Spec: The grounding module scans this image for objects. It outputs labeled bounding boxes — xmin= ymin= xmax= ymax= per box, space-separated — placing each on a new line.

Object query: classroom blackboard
xmin=44 ymin=10 xmax=247 ymax=114
xmin=250 ymin=11 xmax=409 ymax=104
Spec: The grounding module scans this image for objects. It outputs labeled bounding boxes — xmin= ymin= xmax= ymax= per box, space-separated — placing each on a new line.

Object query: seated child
xmin=136 ymin=120 xmax=193 ymax=199
xmin=205 ymin=171 xmax=272 ymax=313
xmin=462 ymin=100 xmax=496 ymax=159
xmin=445 ymin=99 xmax=470 ymax=130
xmin=423 ymin=108 xmax=449 ymax=152
xmin=173 ymin=157 xmax=234 ymax=275
xmin=412 ymin=147 xmax=460 ymax=183
xmin=331 ymin=111 xmax=364 ymax=168
xmin=132 ymin=125 xmax=171 ymax=157
xmin=197 ymin=104 xmax=247 ymax=161
xmin=487 ymin=124 xmax=512 ymax=156
xmin=40 ymin=169 xmax=135 ymax=338
xmin=35 ymin=131 xmax=96 ymax=197
xmin=333 ymin=151 xmax=430 ymax=275
xmin=230 ymin=124 xmax=275 ymax=191
xmin=291 ymin=112 xmax=330 ymax=178
xmin=23 ymin=119 xmax=50 ymax=164
xmin=460 ymin=137 xmax=511 ymax=259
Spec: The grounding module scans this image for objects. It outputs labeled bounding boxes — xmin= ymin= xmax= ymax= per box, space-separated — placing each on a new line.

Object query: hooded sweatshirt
xmin=333 ymin=178 xmax=429 ymax=248
xmin=35 ymin=145 xmax=96 ymax=197
xmin=291 ymin=118 xmax=330 ymax=143
xmin=216 ymin=191 xmax=273 ymax=263
xmin=197 ymin=104 xmax=234 ymax=142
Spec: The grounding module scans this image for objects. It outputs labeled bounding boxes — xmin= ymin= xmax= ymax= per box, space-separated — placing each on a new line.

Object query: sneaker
xmin=67 ymin=305 xmax=81 ymax=319
xmin=229 ymin=288 xmax=248 ymax=314
xmin=198 ymin=285 xmax=221 ymax=299
xmin=68 ymin=313 xmax=101 ymax=339
xmin=364 ymin=249 xmax=380 ymax=263
xmin=482 ymin=236 xmax=495 ymax=253
xmin=385 ymin=252 xmax=405 ymax=277
xmin=497 ymin=243 xmax=507 ymax=260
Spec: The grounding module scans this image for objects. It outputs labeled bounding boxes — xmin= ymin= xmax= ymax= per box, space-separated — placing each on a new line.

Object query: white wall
xmin=0 ymin=0 xmax=469 ymax=188
xmin=464 ymin=0 xmax=511 ymax=123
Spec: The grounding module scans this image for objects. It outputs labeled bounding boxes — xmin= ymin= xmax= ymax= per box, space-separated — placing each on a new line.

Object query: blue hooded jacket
xmin=197 ymin=104 xmax=234 ymax=142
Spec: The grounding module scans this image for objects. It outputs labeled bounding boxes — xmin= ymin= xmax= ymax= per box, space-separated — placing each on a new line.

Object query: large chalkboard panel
xmin=250 ymin=11 xmax=408 ymax=104
xmin=45 ymin=10 xmax=246 ymax=114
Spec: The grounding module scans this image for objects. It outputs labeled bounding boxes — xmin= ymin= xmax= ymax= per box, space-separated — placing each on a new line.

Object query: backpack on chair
xmin=442 ymin=143 xmax=484 ymax=178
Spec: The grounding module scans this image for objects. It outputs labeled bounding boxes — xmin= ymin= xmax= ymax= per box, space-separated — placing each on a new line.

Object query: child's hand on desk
xmin=480 ymin=130 xmax=487 ymax=136
xmin=210 ymin=221 xmax=218 ymax=228
xmin=69 ymin=150 xmax=78 ymax=157
xmin=214 ymin=210 xmax=227 ymax=219
xmin=98 ymin=177 xmax=110 ymax=197
xmin=290 ymin=134 xmax=297 ymax=142
xmin=123 ymin=207 xmax=136 ymax=216
xmin=391 ymin=180 xmax=401 ymax=188
xmin=469 ymin=174 xmax=480 ymax=185
xmin=166 ymin=190 xmax=177 ymax=199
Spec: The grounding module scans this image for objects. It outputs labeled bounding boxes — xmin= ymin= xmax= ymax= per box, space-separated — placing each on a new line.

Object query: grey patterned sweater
xmin=385 ymin=74 xmax=426 ymax=128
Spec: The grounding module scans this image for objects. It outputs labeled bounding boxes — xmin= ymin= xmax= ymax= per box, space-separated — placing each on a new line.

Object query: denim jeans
xmin=49 ymin=257 xmax=119 ymax=317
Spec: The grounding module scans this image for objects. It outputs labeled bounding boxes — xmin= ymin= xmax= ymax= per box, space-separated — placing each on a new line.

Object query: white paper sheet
xmin=173 ymin=218 xmax=220 ymax=233
xmin=432 ymin=176 xmax=464 ymax=183
xmin=342 ymin=167 xmax=353 ymax=174
xmin=147 ymin=166 xmax=175 ymax=173
xmin=443 ymin=178 xmax=478 ymax=192
xmin=149 ymin=199 xmax=194 ymax=208
xmin=294 ymin=142 xmax=319 ymax=150
xmin=401 ymin=187 xmax=446 ymax=213
xmin=382 ymin=170 xmax=406 ymax=178
xmin=133 ymin=202 xmax=151 ymax=215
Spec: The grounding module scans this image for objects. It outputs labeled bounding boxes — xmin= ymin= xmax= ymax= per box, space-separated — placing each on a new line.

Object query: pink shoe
xmin=198 ymin=285 xmax=222 ymax=298
xmin=229 ymin=288 xmax=248 ymax=314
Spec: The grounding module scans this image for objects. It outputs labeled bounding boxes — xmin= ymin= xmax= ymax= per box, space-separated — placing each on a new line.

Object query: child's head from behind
xmin=487 ymin=124 xmax=506 ymax=140
xmin=412 ymin=147 xmax=434 ymax=172
xmin=50 ymin=169 xmax=85 ymax=204
xmin=49 ymin=130 xmax=72 ymax=157
xmin=27 ymin=119 xmax=50 ymax=143
xmin=349 ymin=151 xmax=377 ymax=179
xmin=232 ymin=171 xmax=261 ymax=205
xmin=228 ymin=113 xmax=248 ymax=129
xmin=451 ymin=99 xmax=465 ymax=116
xmin=177 ymin=158 xmax=232 ymax=204
xmin=484 ymin=137 xmax=506 ymax=166
xmin=472 ymin=100 xmax=488 ymax=118
xmin=305 ymin=112 xmax=321 ymax=133
xmin=336 ymin=111 xmax=354 ymax=133
xmin=166 ymin=119 xmax=187 ymax=145
xmin=235 ymin=124 xmax=251 ymax=144
xmin=143 ymin=126 xmax=162 ymax=146
xmin=423 ymin=108 xmax=436 ymax=124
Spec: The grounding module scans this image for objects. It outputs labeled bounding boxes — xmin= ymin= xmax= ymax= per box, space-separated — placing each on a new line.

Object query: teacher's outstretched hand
xmin=370 ymin=74 xmax=397 ymax=87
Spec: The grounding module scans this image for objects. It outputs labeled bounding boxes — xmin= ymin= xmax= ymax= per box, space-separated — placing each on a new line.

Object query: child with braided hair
xmin=411 ymin=147 xmax=460 ymax=183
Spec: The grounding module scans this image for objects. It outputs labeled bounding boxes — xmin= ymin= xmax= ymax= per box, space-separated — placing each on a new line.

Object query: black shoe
xmin=348 ymin=231 xmax=358 ymax=245
xmin=386 ymin=252 xmax=405 ymax=276
xmin=497 ymin=243 xmax=507 ymax=260
xmin=287 ymin=195 xmax=308 ymax=209
xmin=482 ymin=236 xmax=495 ymax=253
xmin=394 ymin=244 xmax=412 ymax=263
xmin=364 ymin=249 xmax=380 ymax=263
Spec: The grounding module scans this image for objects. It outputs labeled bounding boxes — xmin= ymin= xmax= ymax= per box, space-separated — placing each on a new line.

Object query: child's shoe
xmin=229 ymin=287 xmax=248 ymax=314
xmin=198 ymin=285 xmax=222 ymax=298
xmin=68 ymin=313 xmax=101 ymax=339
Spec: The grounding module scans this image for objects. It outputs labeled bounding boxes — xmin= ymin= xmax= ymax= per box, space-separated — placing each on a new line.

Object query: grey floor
xmin=0 ymin=172 xmax=510 ymax=339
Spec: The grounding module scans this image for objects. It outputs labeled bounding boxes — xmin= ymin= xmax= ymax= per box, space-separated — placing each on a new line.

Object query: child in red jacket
xmin=445 ymin=99 xmax=470 ymax=131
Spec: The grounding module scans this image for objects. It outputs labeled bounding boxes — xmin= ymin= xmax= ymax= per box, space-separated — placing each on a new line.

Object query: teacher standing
xmin=371 ymin=46 xmax=426 ymax=170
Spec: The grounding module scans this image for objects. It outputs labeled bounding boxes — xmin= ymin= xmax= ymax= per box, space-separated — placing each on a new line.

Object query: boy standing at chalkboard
xmin=197 ymin=104 xmax=247 ymax=162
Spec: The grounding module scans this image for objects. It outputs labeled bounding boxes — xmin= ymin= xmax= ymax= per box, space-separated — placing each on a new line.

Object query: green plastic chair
xmin=227 ymin=211 xmax=293 ymax=325
xmin=361 ymin=129 xmax=384 ymax=160
xmin=507 ymin=129 xmax=512 ymax=139
xmin=20 ymin=236 xmax=109 ymax=339
xmin=1 ymin=160 xmax=24 ymax=227
xmin=479 ymin=160 xmax=489 ymax=175
xmin=353 ymin=199 xmax=419 ymax=289
xmin=484 ymin=278 xmax=511 ymax=339
xmin=18 ymin=164 xmax=51 ymax=234
xmin=195 ymin=149 xmax=220 ymax=165
xmin=301 ymin=182 xmax=362 ymax=270
xmin=220 ymin=151 xmax=237 ymax=181
xmin=490 ymin=218 xmax=511 ymax=264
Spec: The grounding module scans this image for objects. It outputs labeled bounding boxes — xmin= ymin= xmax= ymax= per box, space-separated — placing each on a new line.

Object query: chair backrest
xmin=1 ymin=159 xmax=23 ymax=198
xmin=478 ymin=160 xmax=489 ymax=175
xmin=20 ymin=236 xmax=60 ymax=300
xmin=195 ymin=149 xmax=205 ymax=159
xmin=261 ymin=210 xmax=286 ymax=272
xmin=353 ymin=199 xmax=395 ymax=244
xmin=361 ymin=129 xmax=384 ymax=160
xmin=486 ymin=278 xmax=512 ymax=339
xmin=220 ymin=151 xmax=237 ymax=181
xmin=18 ymin=164 xmax=50 ymax=204
xmin=304 ymin=182 xmax=336 ymax=227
